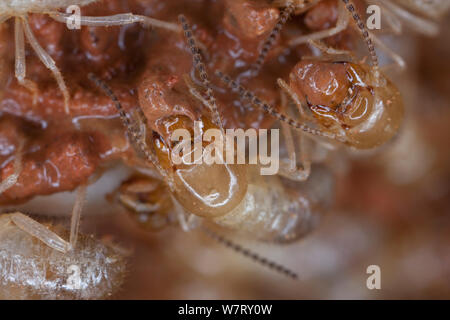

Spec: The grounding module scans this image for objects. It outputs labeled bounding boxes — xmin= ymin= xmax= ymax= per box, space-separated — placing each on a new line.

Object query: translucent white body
xmin=0 ymin=214 xmax=127 ymax=300
xmin=0 ymin=0 xmax=96 ymax=14
xmin=212 ymin=165 xmax=334 ymax=243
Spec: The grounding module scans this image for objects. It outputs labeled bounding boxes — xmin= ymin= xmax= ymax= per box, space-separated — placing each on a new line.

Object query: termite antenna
xmin=178 ymin=14 xmax=224 ymax=131
xmin=0 ymin=137 xmax=24 ymax=194
xmin=88 ymin=73 xmax=133 ymax=128
xmin=253 ymin=1 xmax=295 ymax=74
xmin=201 ymin=227 xmax=298 ymax=280
xmin=215 ymin=70 xmax=345 ymax=143
xmin=88 ymin=73 xmax=169 ymax=182
xmin=340 ymin=0 xmax=380 ymax=78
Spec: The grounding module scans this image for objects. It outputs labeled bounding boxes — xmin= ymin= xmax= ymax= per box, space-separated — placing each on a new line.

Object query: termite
xmin=210 ymin=163 xmax=334 ymax=243
xmin=115 ymin=166 xmax=334 ymax=280
xmin=88 ymin=72 xmax=249 ymax=220
xmin=89 ymin=71 xmax=334 ymax=279
xmin=87 ymin=15 xmax=336 ymax=279
xmin=0 ymin=0 xmax=180 ymax=114
xmin=0 ymin=178 xmax=127 ymax=299
xmin=0 ymin=211 xmax=127 ymax=299
xmin=0 ymin=131 xmax=127 ymax=299
xmin=88 ymin=72 xmax=330 ymax=281
xmin=88 ymin=14 xmax=251 ymax=220
xmin=118 ymin=175 xmax=299 ymax=279
xmin=218 ymin=0 xmax=404 ymax=153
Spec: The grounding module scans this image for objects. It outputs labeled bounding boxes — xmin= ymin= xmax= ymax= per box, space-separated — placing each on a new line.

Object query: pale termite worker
xmin=118 ymin=163 xmax=334 ymax=243
xmin=88 ymin=72 xmax=248 ymax=220
xmin=0 ymin=0 xmax=181 ymax=114
xmin=88 ymin=14 xmax=250 ymax=220
xmin=118 ymin=176 xmax=299 ymax=280
xmin=0 ymin=130 xmax=127 ymax=299
xmin=86 ymin=14 xmax=336 ymax=279
xmin=88 ymin=69 xmax=335 ymax=280
xmin=116 ymin=164 xmax=334 ymax=280
xmin=0 ymin=168 xmax=127 ymax=299
xmin=0 ymin=212 xmax=127 ymax=299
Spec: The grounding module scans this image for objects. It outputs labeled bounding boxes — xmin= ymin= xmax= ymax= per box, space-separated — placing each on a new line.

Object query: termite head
xmin=153 ymin=115 xmax=248 ymax=219
xmin=290 ymin=59 xmax=404 ymax=149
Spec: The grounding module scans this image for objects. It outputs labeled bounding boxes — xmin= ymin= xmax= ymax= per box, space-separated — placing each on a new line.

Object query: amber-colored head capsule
xmin=153 ymin=115 xmax=248 ymax=218
xmin=118 ymin=175 xmax=174 ymax=231
xmin=289 ymin=59 xmax=404 ymax=149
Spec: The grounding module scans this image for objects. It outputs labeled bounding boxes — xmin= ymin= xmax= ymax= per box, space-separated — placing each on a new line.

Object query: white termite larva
xmin=210 ymin=164 xmax=334 ymax=243
xmin=119 ymin=163 xmax=334 ymax=244
xmin=0 ymin=212 xmax=127 ymax=300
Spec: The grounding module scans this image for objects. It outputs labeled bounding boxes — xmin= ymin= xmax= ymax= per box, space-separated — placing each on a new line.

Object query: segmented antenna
xmin=340 ymin=0 xmax=380 ymax=76
xmin=215 ymin=70 xmax=344 ymax=142
xmin=88 ymin=73 xmax=167 ymax=179
xmin=178 ymin=15 xmax=224 ymax=130
xmin=201 ymin=227 xmax=298 ymax=280
xmin=253 ymin=2 xmax=295 ymax=74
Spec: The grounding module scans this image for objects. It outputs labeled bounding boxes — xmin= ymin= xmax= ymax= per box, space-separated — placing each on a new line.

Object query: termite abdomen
xmin=212 ymin=164 xmax=335 ymax=243
xmin=0 ymin=214 xmax=127 ymax=300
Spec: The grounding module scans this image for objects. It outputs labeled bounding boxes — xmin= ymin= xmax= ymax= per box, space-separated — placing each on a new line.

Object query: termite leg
xmin=289 ymin=1 xmax=349 ymax=46
xmin=281 ymin=100 xmax=297 ymax=172
xmin=10 ymin=212 xmax=71 ymax=253
xmin=69 ymin=184 xmax=87 ymax=250
xmin=49 ymin=12 xmax=181 ymax=32
xmin=380 ymin=5 xmax=403 ymax=35
xmin=278 ymin=92 xmax=311 ymax=181
xmin=253 ymin=1 xmax=295 ymax=74
xmin=183 ymin=74 xmax=221 ymax=137
xmin=307 ymin=39 xmax=355 ymax=59
xmin=22 ymin=17 xmax=70 ymax=114
xmin=183 ymin=74 xmax=222 ymax=148
xmin=215 ymin=70 xmax=345 ymax=143
xmin=14 ymin=18 xmax=39 ymax=104
xmin=178 ymin=14 xmax=224 ymax=132
xmin=0 ymin=137 xmax=24 ymax=194
xmin=370 ymin=34 xmax=406 ymax=71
